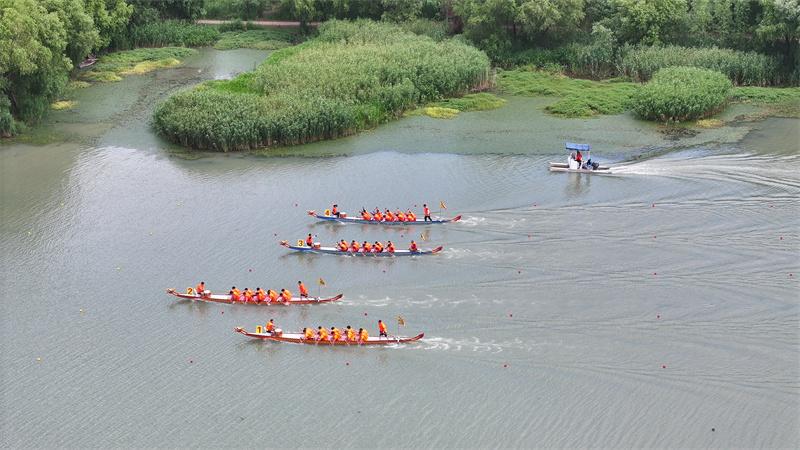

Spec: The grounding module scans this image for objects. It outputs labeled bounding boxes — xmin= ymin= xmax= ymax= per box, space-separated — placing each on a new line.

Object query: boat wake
xmin=613 ymin=153 xmax=800 ymax=191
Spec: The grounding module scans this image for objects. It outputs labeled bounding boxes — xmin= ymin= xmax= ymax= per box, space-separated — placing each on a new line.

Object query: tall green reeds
xmin=619 ymin=46 xmax=782 ymax=86
xmin=154 ymin=20 xmax=490 ymax=151
xmin=632 ymin=67 xmax=732 ymax=122
xmin=127 ymin=21 xmax=220 ymax=48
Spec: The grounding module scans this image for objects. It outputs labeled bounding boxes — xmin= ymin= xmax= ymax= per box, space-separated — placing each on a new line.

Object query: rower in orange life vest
xmin=386 ymin=240 xmax=396 ymax=253
xmin=384 ymin=209 xmax=395 ymax=222
xmin=256 ymin=287 xmax=267 ymax=302
xmin=305 ymin=233 xmax=313 ymax=247
xmin=361 ymin=209 xmax=372 ymax=221
xmin=338 ymin=239 xmax=348 ymax=251
xmin=280 ymin=288 xmax=292 ymax=303
xmin=267 ymin=288 xmax=278 ymax=303
xmin=195 ymin=281 xmax=206 ymax=297
xmin=373 ymin=241 xmax=384 ymax=253
xmin=298 ymin=281 xmax=309 ymax=299
xmin=373 ymin=208 xmax=383 ymax=221
xmin=409 ymin=240 xmax=419 ymax=252
xmin=243 ymin=287 xmax=254 ymax=303
xmin=331 ymin=326 xmax=342 ymax=342
xmin=317 ymin=326 xmax=329 ymax=341
xmin=265 ymin=319 xmax=275 ymax=334
xmin=396 ymin=210 xmax=407 ymax=222
xmin=362 ymin=241 xmax=372 ymax=253
xmin=303 ymin=327 xmax=315 ymax=340
xmin=423 ymin=204 xmax=431 ymax=222
xmin=378 ymin=319 xmax=388 ymax=337
xmin=230 ymin=286 xmax=241 ymax=302
xmin=350 ymin=240 xmax=360 ymax=252
xmin=332 ymin=204 xmax=340 ymax=218
xmin=359 ymin=327 xmax=369 ymax=342
xmin=406 ymin=210 xmax=417 ymax=221
xmin=346 ymin=325 xmax=356 ymax=342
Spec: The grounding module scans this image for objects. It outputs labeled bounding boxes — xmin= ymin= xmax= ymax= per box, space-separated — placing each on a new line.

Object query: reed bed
xmin=632 ymin=67 xmax=732 ymax=122
xmin=81 ymin=48 xmax=196 ymax=83
xmin=154 ymin=20 xmax=490 ymax=151
xmin=127 ymin=21 xmax=220 ymax=48
xmin=619 ymin=46 xmax=781 ymax=86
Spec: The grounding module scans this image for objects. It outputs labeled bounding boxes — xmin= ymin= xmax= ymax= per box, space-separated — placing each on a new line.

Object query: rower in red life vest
xmin=378 ymin=320 xmax=388 ymax=337
xmin=230 ymin=286 xmax=241 ymax=302
xmin=359 ymin=328 xmax=369 ymax=342
xmin=305 ymin=233 xmax=313 ymax=246
xmin=331 ymin=326 xmax=342 ymax=342
xmin=409 ymin=240 xmax=419 ymax=252
xmin=298 ymin=281 xmax=309 ymax=298
xmin=423 ymin=204 xmax=431 ymax=222
xmin=332 ymin=204 xmax=340 ymax=218
xmin=256 ymin=287 xmax=267 ymax=302
xmin=385 ymin=209 xmax=395 ymax=222
xmin=346 ymin=325 xmax=356 ymax=342
xmin=281 ymin=288 xmax=292 ymax=303
xmin=386 ymin=241 xmax=395 ymax=253
xmin=406 ymin=210 xmax=417 ymax=221
xmin=362 ymin=241 xmax=372 ymax=253
xmin=373 ymin=208 xmax=383 ymax=221
xmin=243 ymin=288 xmax=253 ymax=303
xmin=267 ymin=289 xmax=278 ymax=303
xmin=373 ymin=241 xmax=384 ymax=253
xmin=265 ymin=319 xmax=275 ymax=333
xmin=396 ymin=210 xmax=407 ymax=222
xmin=195 ymin=281 xmax=206 ymax=297
xmin=338 ymin=240 xmax=348 ymax=251
xmin=350 ymin=240 xmax=360 ymax=252
xmin=317 ymin=326 xmax=329 ymax=341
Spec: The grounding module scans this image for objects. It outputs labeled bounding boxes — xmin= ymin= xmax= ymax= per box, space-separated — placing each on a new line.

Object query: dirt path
xmin=196 ymin=19 xmax=319 ymax=28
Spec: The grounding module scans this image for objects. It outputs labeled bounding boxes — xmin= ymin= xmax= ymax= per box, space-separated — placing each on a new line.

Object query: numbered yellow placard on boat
xmin=297 ymin=239 xmax=305 ymax=247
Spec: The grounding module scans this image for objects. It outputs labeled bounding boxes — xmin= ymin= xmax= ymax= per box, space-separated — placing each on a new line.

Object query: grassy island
xmin=153 ymin=20 xmax=490 ymax=151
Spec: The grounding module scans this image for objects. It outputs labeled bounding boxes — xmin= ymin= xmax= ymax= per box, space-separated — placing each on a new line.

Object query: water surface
xmin=1 ymin=49 xmax=798 ymax=448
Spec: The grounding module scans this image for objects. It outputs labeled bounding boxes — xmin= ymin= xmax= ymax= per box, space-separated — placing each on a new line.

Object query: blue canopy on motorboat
xmin=565 ymin=142 xmax=590 ymax=151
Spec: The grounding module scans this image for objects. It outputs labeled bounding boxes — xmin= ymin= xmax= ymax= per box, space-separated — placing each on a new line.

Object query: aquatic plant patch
xmin=497 ymin=68 xmax=638 ymax=117
xmin=81 ymin=48 xmax=196 ymax=83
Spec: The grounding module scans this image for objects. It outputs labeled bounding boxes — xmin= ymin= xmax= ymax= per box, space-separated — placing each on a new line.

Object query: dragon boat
xmin=234 ymin=327 xmax=424 ymax=345
xmin=280 ymin=241 xmax=443 ymax=256
xmin=166 ymin=288 xmax=342 ymax=305
xmin=307 ymin=210 xmax=460 ymax=225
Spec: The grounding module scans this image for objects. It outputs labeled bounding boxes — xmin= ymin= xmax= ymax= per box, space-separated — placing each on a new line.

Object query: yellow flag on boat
xmin=318 ymin=278 xmax=326 ymax=286
xmin=439 ymin=201 xmax=447 ymax=210
xmin=397 ymin=315 xmax=405 ymax=326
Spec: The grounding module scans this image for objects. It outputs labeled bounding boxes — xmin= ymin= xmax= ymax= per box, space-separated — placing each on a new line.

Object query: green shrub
xmin=632 ymin=67 xmax=732 ymax=121
xmin=620 ymin=45 xmax=782 ymax=86
xmin=154 ymin=20 xmax=490 ymax=150
xmin=0 ymin=94 xmax=20 ymax=137
xmin=396 ymin=19 xmax=448 ymax=41
xmin=127 ymin=21 xmax=220 ymax=48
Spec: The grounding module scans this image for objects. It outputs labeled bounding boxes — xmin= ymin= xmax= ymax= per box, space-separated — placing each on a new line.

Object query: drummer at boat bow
xmin=409 ymin=240 xmax=419 ymax=252
xmin=195 ymin=281 xmax=206 ymax=297
xmin=332 ymin=204 xmax=340 ymax=217
xmin=306 ymin=233 xmax=313 ymax=246
xmin=265 ymin=319 xmax=275 ymax=334
xmin=298 ymin=281 xmax=309 ymax=298
xmin=378 ymin=320 xmax=388 ymax=337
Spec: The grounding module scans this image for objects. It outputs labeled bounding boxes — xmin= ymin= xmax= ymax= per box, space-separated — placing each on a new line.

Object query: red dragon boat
xmin=166 ymin=288 xmax=342 ymax=305
xmin=234 ymin=327 xmax=424 ymax=345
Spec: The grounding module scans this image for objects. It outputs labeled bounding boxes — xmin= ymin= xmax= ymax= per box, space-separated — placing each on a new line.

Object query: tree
xmin=282 ymin=0 xmax=317 ymax=29
xmin=0 ymin=0 xmax=71 ymax=122
xmin=516 ymin=0 xmax=584 ymax=40
xmin=756 ymin=0 xmax=799 ymax=69
xmin=85 ymin=0 xmax=133 ymax=50
xmin=609 ymin=0 xmax=688 ymax=45
xmin=381 ymin=0 xmax=424 ymax=22
xmin=42 ymin=0 xmax=99 ymax=64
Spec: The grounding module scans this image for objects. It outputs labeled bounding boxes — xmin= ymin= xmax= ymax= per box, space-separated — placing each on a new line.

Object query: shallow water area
xmin=1 ymin=49 xmax=798 ymax=448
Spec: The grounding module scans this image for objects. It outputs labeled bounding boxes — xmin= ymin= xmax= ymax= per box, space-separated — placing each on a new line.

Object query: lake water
xmin=1 ymin=48 xmax=798 ymax=448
